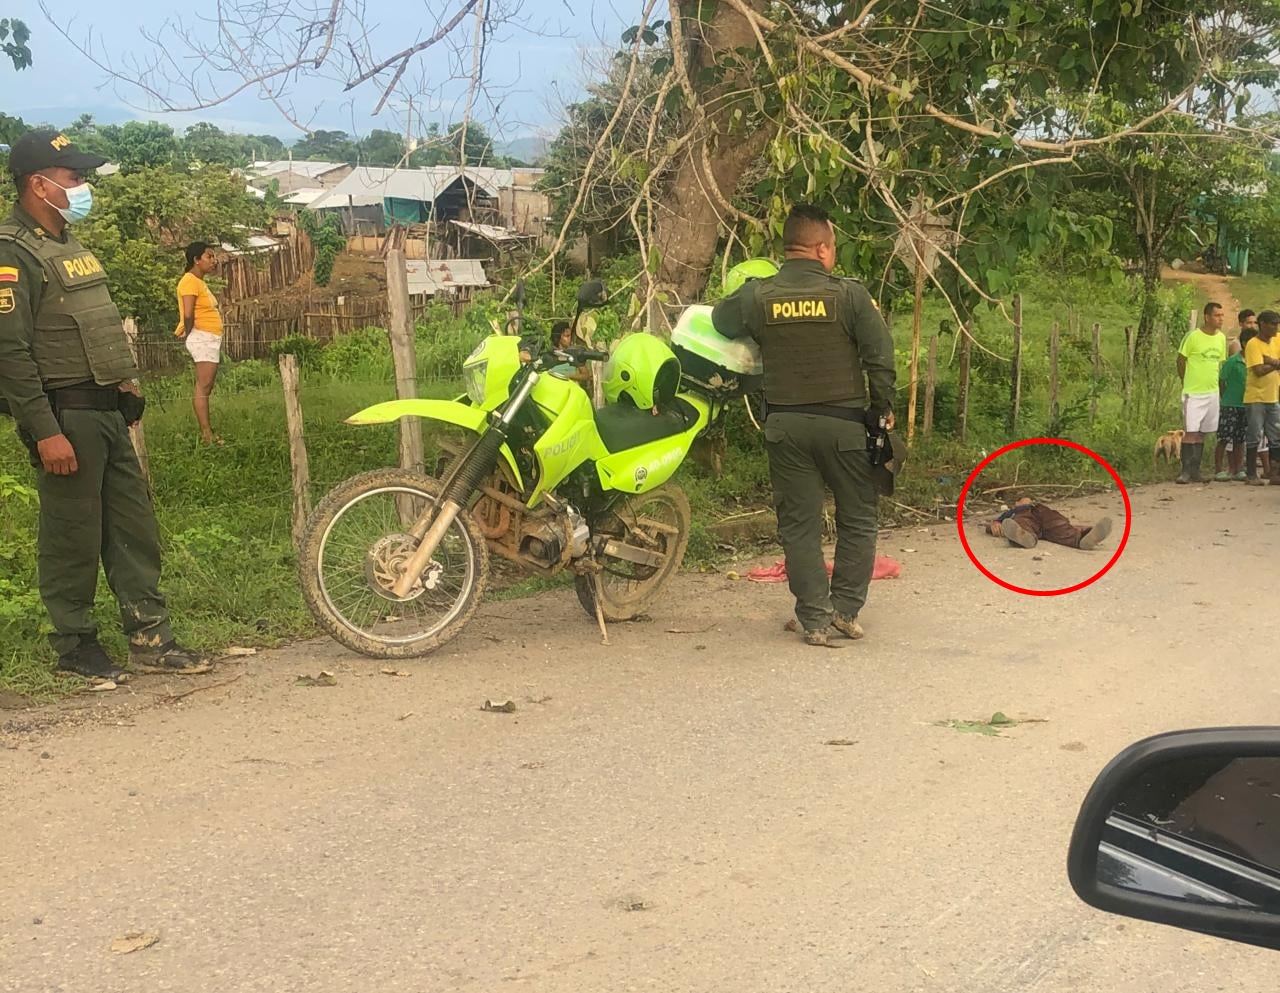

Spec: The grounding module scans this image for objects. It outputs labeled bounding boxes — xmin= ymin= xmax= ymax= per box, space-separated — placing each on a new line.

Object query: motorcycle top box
xmin=670 ymin=305 xmax=763 ymax=397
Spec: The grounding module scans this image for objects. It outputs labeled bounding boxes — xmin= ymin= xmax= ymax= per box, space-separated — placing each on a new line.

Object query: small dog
xmin=1154 ymin=429 xmax=1185 ymax=464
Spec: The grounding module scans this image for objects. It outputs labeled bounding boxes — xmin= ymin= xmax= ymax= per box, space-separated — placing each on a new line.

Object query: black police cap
xmin=7 ymin=128 xmax=108 ymax=179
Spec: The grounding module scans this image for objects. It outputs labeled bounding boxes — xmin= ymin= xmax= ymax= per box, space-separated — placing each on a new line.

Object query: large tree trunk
xmin=646 ymin=0 xmax=773 ymax=327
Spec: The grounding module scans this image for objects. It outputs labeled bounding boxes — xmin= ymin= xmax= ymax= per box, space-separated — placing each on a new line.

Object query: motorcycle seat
xmin=594 ymin=397 xmax=697 ymax=454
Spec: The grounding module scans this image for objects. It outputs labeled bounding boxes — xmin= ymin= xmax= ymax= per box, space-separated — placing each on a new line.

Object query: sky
xmin=9 ymin=0 xmax=633 ymax=141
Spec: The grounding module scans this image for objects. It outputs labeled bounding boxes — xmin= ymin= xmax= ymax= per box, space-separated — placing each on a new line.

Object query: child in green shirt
xmin=1214 ymin=337 xmax=1248 ymax=481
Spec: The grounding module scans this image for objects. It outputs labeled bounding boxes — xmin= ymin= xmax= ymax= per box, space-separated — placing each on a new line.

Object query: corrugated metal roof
xmin=308 ymin=166 xmax=520 ymax=210
xmin=452 ymin=220 xmax=536 ymax=242
xmin=221 ymin=234 xmax=283 ymax=256
xmin=251 ymin=160 xmax=347 ymax=178
xmin=405 ymin=259 xmax=490 ymax=296
xmin=282 ymin=187 xmax=328 ymax=206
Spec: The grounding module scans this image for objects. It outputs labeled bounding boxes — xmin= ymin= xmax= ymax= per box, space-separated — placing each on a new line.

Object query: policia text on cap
xmin=712 ymin=203 xmax=897 ymax=648
xmin=0 ymin=128 xmax=211 ymax=681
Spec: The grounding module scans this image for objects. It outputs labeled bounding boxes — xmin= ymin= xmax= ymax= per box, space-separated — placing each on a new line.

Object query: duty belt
xmin=766 ymin=402 xmax=866 ymax=422
xmin=48 ymin=383 xmax=121 ymax=412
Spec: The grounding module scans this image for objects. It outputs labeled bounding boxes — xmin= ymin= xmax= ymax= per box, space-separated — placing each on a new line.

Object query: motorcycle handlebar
xmin=540 ymin=347 xmax=609 ymax=368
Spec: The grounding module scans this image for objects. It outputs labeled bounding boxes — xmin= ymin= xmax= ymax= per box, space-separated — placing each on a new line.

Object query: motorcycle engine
xmin=521 ymin=504 xmax=591 ymax=565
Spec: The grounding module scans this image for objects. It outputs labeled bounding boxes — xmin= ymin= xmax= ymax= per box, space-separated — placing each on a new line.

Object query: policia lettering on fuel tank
xmin=766 ymin=295 xmax=837 ymax=324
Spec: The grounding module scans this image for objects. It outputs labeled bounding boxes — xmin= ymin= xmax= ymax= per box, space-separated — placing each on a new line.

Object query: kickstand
xmin=591 ymin=572 xmax=611 ymax=646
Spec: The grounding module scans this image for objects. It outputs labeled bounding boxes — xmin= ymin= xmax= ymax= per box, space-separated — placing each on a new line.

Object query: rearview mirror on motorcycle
xmin=577 ymin=280 xmax=608 ymax=309
xmin=1067 ymin=728 xmax=1280 ymax=951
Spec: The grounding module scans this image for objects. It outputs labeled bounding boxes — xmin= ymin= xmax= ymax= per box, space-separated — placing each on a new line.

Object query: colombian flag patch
xmin=0 ymin=266 xmax=18 ymax=283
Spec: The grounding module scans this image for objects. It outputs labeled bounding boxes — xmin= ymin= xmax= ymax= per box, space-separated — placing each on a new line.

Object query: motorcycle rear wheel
xmin=299 ymin=469 xmax=490 ymax=659
xmin=575 ymin=484 xmax=692 ymax=622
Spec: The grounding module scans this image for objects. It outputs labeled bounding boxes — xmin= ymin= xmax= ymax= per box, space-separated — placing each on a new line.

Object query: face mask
xmin=39 ymin=178 xmax=94 ymax=223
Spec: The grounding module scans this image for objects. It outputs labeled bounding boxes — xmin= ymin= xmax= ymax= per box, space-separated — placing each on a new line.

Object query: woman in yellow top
xmin=175 ymin=241 xmax=225 ymax=444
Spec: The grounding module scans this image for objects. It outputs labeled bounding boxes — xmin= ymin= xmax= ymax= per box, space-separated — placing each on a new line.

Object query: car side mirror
xmin=577 ymin=280 xmax=607 ymax=308
xmin=1068 ymin=728 xmax=1280 ymax=952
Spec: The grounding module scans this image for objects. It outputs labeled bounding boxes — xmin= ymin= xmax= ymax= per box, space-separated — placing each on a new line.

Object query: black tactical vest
xmin=750 ymin=272 xmax=865 ymax=407
xmin=0 ymin=217 xmax=137 ymax=389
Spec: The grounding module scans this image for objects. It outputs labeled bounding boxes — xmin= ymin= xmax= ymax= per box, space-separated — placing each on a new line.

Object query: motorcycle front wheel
xmin=299 ymin=469 xmax=490 ymax=659
xmin=575 ymin=484 xmax=692 ymax=622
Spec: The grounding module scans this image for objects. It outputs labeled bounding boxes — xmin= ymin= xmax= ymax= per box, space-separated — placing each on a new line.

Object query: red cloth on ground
xmin=745 ymin=555 xmax=902 ymax=583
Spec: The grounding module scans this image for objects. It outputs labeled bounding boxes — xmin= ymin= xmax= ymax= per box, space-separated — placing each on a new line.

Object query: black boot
xmin=56 ymin=638 xmax=128 ymax=682
xmin=1247 ymin=446 xmax=1265 ymax=485
xmin=1188 ymin=442 xmax=1206 ymax=482
xmin=129 ymin=640 xmax=214 ymax=675
xmin=1176 ymin=442 xmax=1195 ymax=484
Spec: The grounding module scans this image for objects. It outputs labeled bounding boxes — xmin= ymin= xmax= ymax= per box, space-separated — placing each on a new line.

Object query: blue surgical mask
xmin=40 ymin=178 xmax=94 ymax=223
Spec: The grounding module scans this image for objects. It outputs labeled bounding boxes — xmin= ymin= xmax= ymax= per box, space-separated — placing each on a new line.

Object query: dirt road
xmin=2 ymin=483 xmax=1276 ymax=992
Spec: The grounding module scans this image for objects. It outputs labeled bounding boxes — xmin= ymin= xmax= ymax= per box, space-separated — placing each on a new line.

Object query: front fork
xmin=389 ymin=369 xmax=541 ymax=598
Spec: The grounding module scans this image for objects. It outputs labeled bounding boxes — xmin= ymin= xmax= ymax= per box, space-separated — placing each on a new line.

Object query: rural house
xmin=249 ymin=160 xmax=353 ymax=195
xmin=306 ymin=165 xmax=549 ymax=242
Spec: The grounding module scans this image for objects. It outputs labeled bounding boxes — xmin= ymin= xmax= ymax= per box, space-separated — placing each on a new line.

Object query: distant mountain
xmin=497 ymin=136 xmax=550 ymax=164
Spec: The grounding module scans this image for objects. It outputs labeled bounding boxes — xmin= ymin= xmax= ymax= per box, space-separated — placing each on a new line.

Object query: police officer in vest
xmin=712 ymin=203 xmax=897 ymax=647
xmin=0 ymin=129 xmax=212 ymax=681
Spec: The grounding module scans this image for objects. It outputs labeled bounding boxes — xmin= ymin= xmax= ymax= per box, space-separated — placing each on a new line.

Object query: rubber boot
xmin=1246 ymin=446 xmax=1265 ymax=485
xmin=1176 ymin=442 xmax=1195 ymax=484
xmin=1188 ymin=442 xmax=1206 ymax=482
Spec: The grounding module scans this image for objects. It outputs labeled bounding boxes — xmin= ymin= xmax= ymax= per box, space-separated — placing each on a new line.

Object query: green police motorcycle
xmin=298 ymin=278 xmax=765 ymax=659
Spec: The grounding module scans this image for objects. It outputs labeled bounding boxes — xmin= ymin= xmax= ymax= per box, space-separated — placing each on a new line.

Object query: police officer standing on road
xmin=712 ymin=204 xmax=897 ymax=647
xmin=0 ymin=129 xmax=212 ymax=681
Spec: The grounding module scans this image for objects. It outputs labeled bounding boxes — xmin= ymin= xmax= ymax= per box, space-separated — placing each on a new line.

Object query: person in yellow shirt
xmin=1242 ymin=311 xmax=1280 ymax=484
xmin=175 ymin=241 xmax=225 ymax=444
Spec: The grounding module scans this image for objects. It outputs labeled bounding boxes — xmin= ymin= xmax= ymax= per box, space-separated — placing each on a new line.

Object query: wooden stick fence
xmin=957 ymin=324 xmax=972 ymax=443
xmin=278 ymin=353 xmax=312 ymax=553
xmin=1010 ymin=294 xmax=1023 ymax=432
xmin=923 ymin=335 xmax=938 ymax=437
xmin=122 ymin=318 xmax=151 ymax=488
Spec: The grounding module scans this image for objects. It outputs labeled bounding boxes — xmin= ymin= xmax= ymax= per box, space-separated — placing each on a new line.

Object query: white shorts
xmin=1182 ymin=393 xmax=1219 ymax=433
xmin=185 ymin=329 xmax=223 ymax=364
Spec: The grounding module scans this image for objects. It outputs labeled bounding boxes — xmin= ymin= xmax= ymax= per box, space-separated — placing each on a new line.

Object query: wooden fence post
xmin=923 ymin=335 xmax=938 ymax=437
xmin=1010 ymin=294 xmax=1023 ymax=433
xmin=1091 ymin=321 xmax=1102 ymax=424
xmin=907 ymin=256 xmax=925 ymax=444
xmin=278 ymin=353 xmax=312 ymax=553
xmin=121 ymin=318 xmax=151 ymax=487
xmin=385 ymin=248 xmax=424 ymax=475
xmin=1049 ymin=320 xmax=1060 ymax=425
xmin=1123 ymin=325 xmax=1135 ymax=401
xmin=957 ymin=324 xmax=972 ymax=443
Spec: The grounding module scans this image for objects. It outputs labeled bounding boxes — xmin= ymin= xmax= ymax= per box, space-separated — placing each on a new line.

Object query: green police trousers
xmin=763 ymin=411 xmax=879 ymax=633
xmin=19 ymin=407 xmax=172 ymax=656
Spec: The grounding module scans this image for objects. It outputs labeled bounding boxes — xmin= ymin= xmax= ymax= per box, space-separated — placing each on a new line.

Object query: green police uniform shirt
xmin=0 ymin=205 xmax=136 ymax=441
xmin=0 ymin=207 xmax=61 ymax=441
xmin=711 ymin=259 xmax=896 ymax=414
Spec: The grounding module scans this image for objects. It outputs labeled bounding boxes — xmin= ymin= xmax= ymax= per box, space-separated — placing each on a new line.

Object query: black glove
xmin=118 ymin=391 xmax=146 ymax=427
